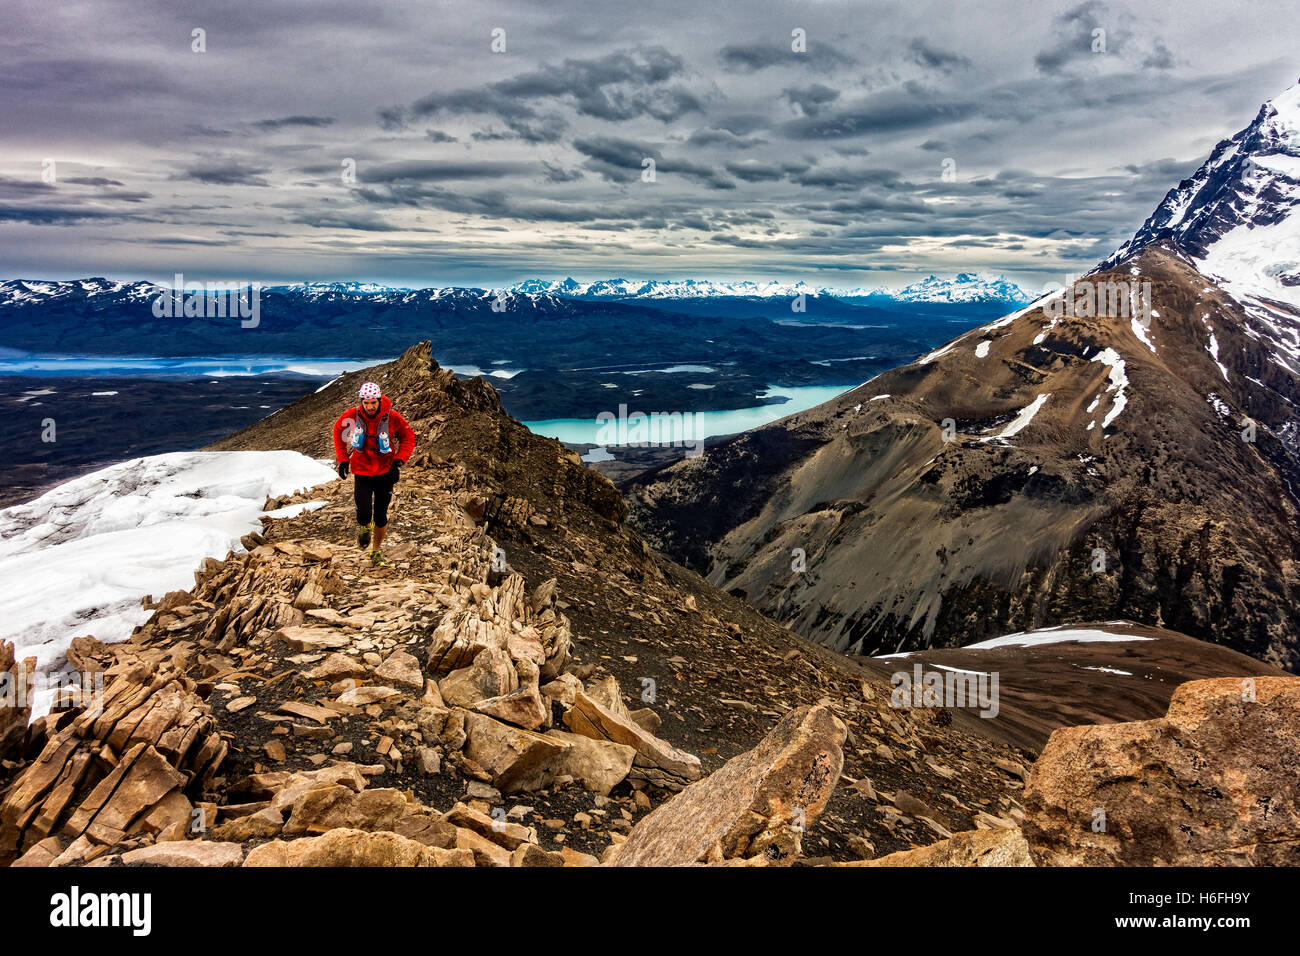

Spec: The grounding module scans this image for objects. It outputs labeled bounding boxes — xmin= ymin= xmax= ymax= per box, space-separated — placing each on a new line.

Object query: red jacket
xmin=333 ymin=395 xmax=415 ymax=476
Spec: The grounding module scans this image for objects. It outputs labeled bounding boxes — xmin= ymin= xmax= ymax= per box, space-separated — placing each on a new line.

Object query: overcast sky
xmin=1 ymin=0 xmax=1296 ymax=291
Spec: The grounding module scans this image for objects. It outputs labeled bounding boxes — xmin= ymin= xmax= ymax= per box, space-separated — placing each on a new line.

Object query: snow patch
xmin=1131 ymin=316 xmax=1157 ymax=354
xmin=967 ymin=628 xmax=1156 ymax=650
xmin=0 ymin=451 xmax=338 ymax=717
xmin=1089 ymin=348 xmax=1129 ymax=431
xmin=980 ymin=393 xmax=1050 ymax=442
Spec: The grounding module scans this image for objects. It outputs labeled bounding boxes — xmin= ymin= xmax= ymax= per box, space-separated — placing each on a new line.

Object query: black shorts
xmin=354 ymin=471 xmax=396 ymax=527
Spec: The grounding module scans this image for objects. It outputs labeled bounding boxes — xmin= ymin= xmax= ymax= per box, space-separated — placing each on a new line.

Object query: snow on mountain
xmin=273 ymin=281 xmax=407 ymax=295
xmin=503 ymin=274 xmax=1030 ymax=303
xmin=882 ymin=273 xmax=1032 ymax=304
xmin=0 ymin=278 xmax=157 ymax=307
xmin=1102 ymin=83 xmax=1300 ymax=313
xmin=2 ymin=273 xmax=1032 ymax=308
xmin=0 ymin=451 xmax=335 ymax=715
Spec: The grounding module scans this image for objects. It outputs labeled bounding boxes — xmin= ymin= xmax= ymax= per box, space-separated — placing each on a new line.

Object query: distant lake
xmin=523 ymin=384 xmax=854 ymax=444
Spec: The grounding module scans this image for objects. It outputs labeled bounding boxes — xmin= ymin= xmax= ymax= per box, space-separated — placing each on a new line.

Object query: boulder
xmin=210 ymin=807 xmax=284 ymax=842
xmin=374 ymin=650 xmax=424 ymax=691
xmin=1023 ymin=676 xmax=1300 ymax=866
xmin=274 ymin=626 xmax=350 ymax=652
xmin=584 ymin=675 xmax=629 ymax=717
xmin=540 ymin=674 xmax=583 ymax=707
xmin=243 ymin=828 xmax=474 ymax=867
xmin=266 ymin=764 xmax=368 ymax=812
xmin=12 ymin=835 xmax=64 ymax=868
xmin=546 ymin=730 xmax=635 ymax=796
xmin=507 ymin=628 xmax=546 ymax=668
xmin=336 ymin=685 xmax=400 ymax=706
xmin=462 ymin=712 xmax=569 ymax=793
xmin=442 ymin=802 xmax=537 ymax=850
xmin=564 ymin=691 xmax=700 ymax=791
xmin=836 ymin=828 xmax=1032 ymax=867
xmin=121 ymin=841 xmax=245 ymax=867
xmin=610 ymin=702 xmax=845 ymax=866
xmin=473 ymin=687 xmax=549 ymax=731
xmin=440 ymin=648 xmax=518 ymax=709
xmin=426 ymin=613 xmax=509 ymax=674
xmin=305 ymin=653 xmax=368 ymax=682
xmin=282 ymin=785 xmax=410 ymax=837
xmin=453 ymin=825 xmax=512 ymax=867
xmin=511 ymin=843 xmax=564 ymax=867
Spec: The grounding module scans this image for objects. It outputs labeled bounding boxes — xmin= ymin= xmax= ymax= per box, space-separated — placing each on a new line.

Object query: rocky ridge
xmin=0 ymin=343 xmax=1033 ymax=866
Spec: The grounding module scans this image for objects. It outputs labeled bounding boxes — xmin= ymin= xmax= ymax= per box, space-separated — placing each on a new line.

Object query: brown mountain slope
xmin=855 ymin=620 xmax=1288 ymax=751
xmin=626 ymin=246 xmax=1300 ymax=670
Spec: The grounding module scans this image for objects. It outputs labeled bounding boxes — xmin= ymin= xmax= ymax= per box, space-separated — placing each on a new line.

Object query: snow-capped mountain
xmin=0 ymin=277 xmax=159 ymax=307
xmin=271 ymin=281 xmax=408 ymax=295
xmin=507 ymin=277 xmax=823 ymax=299
xmin=628 ymin=83 xmax=1300 ymax=672
xmin=1103 ymin=83 xmax=1300 ymax=313
xmin=504 ymin=274 xmax=1031 ymax=304
xmin=880 ymin=273 xmax=1032 ymax=304
xmin=1 ymin=272 xmax=1032 ymax=312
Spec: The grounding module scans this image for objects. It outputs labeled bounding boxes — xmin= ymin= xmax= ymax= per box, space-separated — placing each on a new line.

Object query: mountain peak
xmin=1102 ymin=83 xmax=1300 ymax=311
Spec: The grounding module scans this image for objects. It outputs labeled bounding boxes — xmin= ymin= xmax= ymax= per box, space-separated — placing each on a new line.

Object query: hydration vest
xmin=343 ymin=409 xmax=392 ymax=455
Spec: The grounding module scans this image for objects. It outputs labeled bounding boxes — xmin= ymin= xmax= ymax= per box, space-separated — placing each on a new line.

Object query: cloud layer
xmin=0 ymin=0 xmax=1296 ymax=289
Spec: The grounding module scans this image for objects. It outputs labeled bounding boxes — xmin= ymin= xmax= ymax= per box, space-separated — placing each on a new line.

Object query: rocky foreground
xmin=1 ymin=343 xmax=1295 ymax=867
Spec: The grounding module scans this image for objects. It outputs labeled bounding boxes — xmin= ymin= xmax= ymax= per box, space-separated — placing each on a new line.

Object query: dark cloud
xmin=685 ymin=127 xmax=767 ymax=149
xmin=425 ymin=129 xmax=458 ymax=143
xmin=906 ymin=39 xmax=972 ymax=73
xmin=402 ymin=46 xmax=703 ymax=143
xmin=253 ymin=115 xmax=337 ymax=130
xmin=782 ymin=84 xmax=978 ymax=138
xmin=573 ymin=136 xmax=735 ymax=189
xmin=1144 ymin=39 xmax=1175 ymax=70
xmin=782 ymin=83 xmax=841 ymax=116
xmin=1035 ymin=1 xmax=1112 ymax=74
xmin=789 ymin=166 xmax=909 ymax=190
xmin=0 ymin=204 xmax=126 ymax=225
xmin=171 ymin=156 xmax=272 ymax=187
xmin=361 ymin=160 xmax=533 ymax=182
xmin=718 ymin=39 xmax=856 ymax=73
xmin=291 ymin=210 xmax=402 ymax=232
xmin=376 ymin=107 xmax=409 ymax=131
xmin=723 ymin=160 xmax=810 ymax=182
xmin=540 ymin=162 xmax=584 ymax=183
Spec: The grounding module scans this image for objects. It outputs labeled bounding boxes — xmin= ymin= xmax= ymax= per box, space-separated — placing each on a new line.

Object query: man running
xmin=332 ymin=382 xmax=416 ymax=566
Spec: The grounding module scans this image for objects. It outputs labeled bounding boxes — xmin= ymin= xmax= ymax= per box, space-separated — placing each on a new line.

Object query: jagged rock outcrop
xmin=1 ymin=654 xmax=226 ymax=866
xmin=1023 ymin=676 xmax=1300 ymax=865
xmin=609 ymin=702 xmax=845 ymax=866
